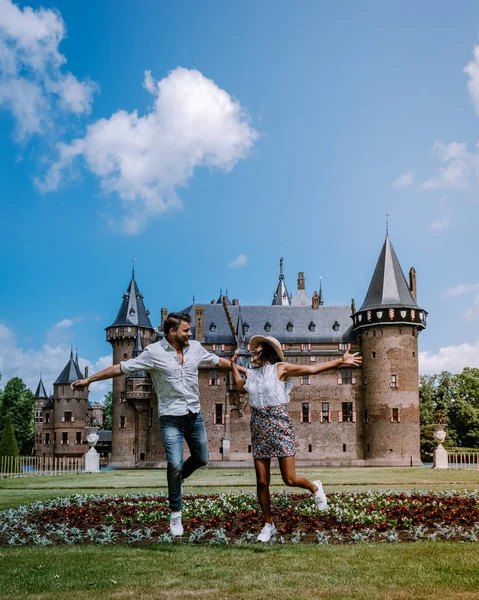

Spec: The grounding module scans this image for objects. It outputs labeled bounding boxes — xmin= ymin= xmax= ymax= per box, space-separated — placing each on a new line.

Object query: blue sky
xmin=1 ymin=0 xmax=479 ymax=402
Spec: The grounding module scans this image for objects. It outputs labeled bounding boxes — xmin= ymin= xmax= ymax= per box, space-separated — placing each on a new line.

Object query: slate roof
xmin=34 ymin=377 xmax=48 ymax=398
xmin=179 ymin=304 xmax=355 ymax=344
xmin=54 ymin=351 xmax=84 ymax=385
xmin=108 ymin=275 xmax=154 ymax=329
xmin=358 ymin=236 xmax=421 ymax=312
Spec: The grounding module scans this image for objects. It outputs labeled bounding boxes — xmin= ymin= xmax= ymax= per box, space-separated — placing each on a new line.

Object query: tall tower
xmin=352 ymin=235 xmax=427 ymax=466
xmin=33 ymin=375 xmax=48 ymax=457
xmin=105 ymin=271 xmax=157 ymax=467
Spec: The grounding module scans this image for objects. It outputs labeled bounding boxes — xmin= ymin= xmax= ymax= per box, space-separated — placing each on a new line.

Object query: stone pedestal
xmin=222 ymin=438 xmax=230 ymax=461
xmin=85 ymin=447 xmax=100 ymax=472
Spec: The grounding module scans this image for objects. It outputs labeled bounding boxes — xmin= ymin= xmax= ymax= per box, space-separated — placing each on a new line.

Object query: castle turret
xmin=105 ymin=270 xmax=157 ymax=467
xmin=34 ymin=375 xmax=48 ymax=456
xmin=353 ymin=235 xmax=427 ymax=466
xmin=272 ymin=258 xmax=291 ymax=305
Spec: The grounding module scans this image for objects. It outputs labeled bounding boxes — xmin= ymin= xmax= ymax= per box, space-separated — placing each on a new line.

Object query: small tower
xmin=34 ymin=375 xmax=48 ymax=457
xmin=50 ymin=350 xmax=89 ymax=458
xmin=291 ymin=272 xmax=312 ymax=306
xmin=105 ymin=270 xmax=157 ymax=467
xmin=272 ymin=258 xmax=291 ymax=305
xmin=353 ymin=235 xmax=427 ymax=466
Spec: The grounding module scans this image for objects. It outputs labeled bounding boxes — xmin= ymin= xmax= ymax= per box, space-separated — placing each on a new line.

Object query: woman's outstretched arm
xmin=230 ymin=349 xmax=246 ymax=393
xmin=277 ymin=349 xmax=362 ymax=381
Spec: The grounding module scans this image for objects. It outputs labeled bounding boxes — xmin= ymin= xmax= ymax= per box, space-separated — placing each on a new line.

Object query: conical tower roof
xmin=272 ymin=258 xmax=291 ymax=306
xmin=34 ymin=376 xmax=48 ymax=399
xmin=358 ymin=236 xmax=419 ymax=312
xmin=133 ymin=329 xmax=143 ymax=357
xmin=108 ymin=273 xmax=153 ymax=329
xmin=54 ymin=350 xmax=84 ymax=385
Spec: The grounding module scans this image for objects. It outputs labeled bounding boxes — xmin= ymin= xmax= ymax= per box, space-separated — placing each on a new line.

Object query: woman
xmin=231 ymin=335 xmax=362 ymax=542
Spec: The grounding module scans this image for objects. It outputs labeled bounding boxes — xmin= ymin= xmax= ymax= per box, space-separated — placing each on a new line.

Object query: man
xmin=72 ymin=312 xmax=242 ymax=536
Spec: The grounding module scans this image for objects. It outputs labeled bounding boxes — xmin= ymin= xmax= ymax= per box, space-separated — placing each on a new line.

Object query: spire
xmin=108 ymin=271 xmax=154 ymax=329
xmin=54 ymin=350 xmax=84 ymax=385
xmin=358 ymin=235 xmax=420 ymax=312
xmin=235 ymin=307 xmax=246 ymax=347
xmin=133 ymin=329 xmax=143 ymax=357
xmin=319 ymin=277 xmax=324 ymax=306
xmin=34 ymin=374 xmax=48 ymax=399
xmin=272 ymin=257 xmax=291 ymax=305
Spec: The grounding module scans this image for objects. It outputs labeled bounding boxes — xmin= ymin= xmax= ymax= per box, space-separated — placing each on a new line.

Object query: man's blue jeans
xmin=159 ymin=411 xmax=209 ymax=511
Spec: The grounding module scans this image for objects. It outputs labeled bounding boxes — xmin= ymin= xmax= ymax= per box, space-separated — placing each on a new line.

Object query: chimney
xmin=85 ymin=366 xmax=89 ymax=378
xmin=160 ymin=308 xmax=168 ymax=329
xmin=312 ymin=291 xmax=320 ymax=310
xmin=194 ymin=305 xmax=205 ymax=342
xmin=409 ymin=267 xmax=417 ymax=299
xmin=232 ymin=299 xmax=240 ymax=306
xmin=297 ymin=272 xmax=305 ymax=290
xmin=351 ymin=298 xmax=356 ymax=315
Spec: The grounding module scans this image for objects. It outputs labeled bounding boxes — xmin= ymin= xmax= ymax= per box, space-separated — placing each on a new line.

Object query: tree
xmin=0 ymin=413 xmax=19 ymax=457
xmin=102 ymin=391 xmax=112 ymax=430
xmin=0 ymin=378 xmax=34 ymax=455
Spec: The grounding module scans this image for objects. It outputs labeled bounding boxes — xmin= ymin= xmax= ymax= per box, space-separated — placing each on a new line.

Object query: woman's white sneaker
xmin=312 ymin=480 xmax=328 ymax=511
xmin=257 ymin=523 xmax=276 ymax=542
xmin=170 ymin=511 xmax=184 ymax=536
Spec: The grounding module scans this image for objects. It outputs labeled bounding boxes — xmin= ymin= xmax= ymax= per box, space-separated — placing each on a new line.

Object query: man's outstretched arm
xmin=71 ymin=364 xmax=123 ymax=390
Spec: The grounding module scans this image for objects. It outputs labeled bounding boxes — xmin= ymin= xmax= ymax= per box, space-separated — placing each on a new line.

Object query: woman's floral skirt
xmin=250 ymin=404 xmax=296 ymax=459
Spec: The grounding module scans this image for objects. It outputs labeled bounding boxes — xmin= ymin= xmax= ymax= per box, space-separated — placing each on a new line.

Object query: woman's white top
xmin=244 ymin=363 xmax=294 ymax=408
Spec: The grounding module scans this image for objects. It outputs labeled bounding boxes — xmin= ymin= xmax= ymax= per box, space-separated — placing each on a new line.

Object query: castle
xmin=33 ymin=233 xmax=427 ymax=467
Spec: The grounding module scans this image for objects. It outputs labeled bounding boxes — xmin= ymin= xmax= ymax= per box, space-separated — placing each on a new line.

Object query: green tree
xmin=0 ymin=413 xmax=19 ymax=457
xmin=0 ymin=378 xmax=34 ymax=455
xmin=102 ymin=390 xmax=112 ymax=430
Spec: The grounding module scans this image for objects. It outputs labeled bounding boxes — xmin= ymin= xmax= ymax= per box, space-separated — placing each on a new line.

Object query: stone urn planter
xmin=84 ymin=426 xmax=100 ymax=473
xmin=433 ymin=424 xmax=448 ymax=469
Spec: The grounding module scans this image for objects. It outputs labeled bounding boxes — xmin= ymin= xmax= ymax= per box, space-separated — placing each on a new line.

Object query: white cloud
xmin=422 ymin=141 xmax=474 ymax=190
xmin=464 ymin=39 xmax=479 ymax=114
xmin=393 ymin=169 xmax=414 ymax=187
xmin=0 ymin=0 xmax=96 ymax=140
xmin=429 ymin=214 xmax=450 ymax=231
xmin=39 ymin=68 xmax=259 ymax=233
xmin=55 ymin=318 xmax=73 ymax=328
xmin=444 ymin=283 xmax=479 ymax=298
xmin=229 ymin=254 xmax=247 ymax=268
xmin=420 ymin=341 xmax=479 ymax=374
xmin=0 ymin=322 xmax=111 ymax=403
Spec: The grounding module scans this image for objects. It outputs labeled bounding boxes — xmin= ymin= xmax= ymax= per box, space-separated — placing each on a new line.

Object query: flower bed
xmin=1 ymin=490 xmax=478 ymax=546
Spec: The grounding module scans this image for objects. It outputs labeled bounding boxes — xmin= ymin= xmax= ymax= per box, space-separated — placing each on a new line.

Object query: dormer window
xmin=129 ymin=308 xmax=136 ymax=316
xmin=209 ymin=322 xmax=217 ymax=332
xmin=243 ymin=322 xmax=249 ymax=333
xmin=286 ymin=322 xmax=293 ymax=332
xmin=333 ymin=321 xmax=340 ymax=332
xmin=264 ymin=322 xmax=271 ymax=332
xmin=309 ymin=321 xmax=316 ymax=332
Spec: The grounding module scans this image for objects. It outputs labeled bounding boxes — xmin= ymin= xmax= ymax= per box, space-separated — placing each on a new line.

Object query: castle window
xmin=343 ymin=444 xmax=347 ymax=452
xmin=64 ymin=411 xmax=72 ymax=422
xmin=301 ymin=375 xmax=311 ymax=386
xmin=300 ymin=402 xmax=311 ymax=423
xmin=286 ymin=322 xmax=293 ymax=332
xmin=129 ymin=308 xmax=136 ymax=317
xmin=391 ymin=408 xmax=400 ymax=422
xmin=364 ymin=408 xmax=369 ymax=423
xmin=149 ymin=407 xmax=154 ymax=427
xmin=209 ymin=322 xmax=217 ymax=332
xmin=120 ymin=416 xmax=126 ymax=429
xmin=214 ymin=403 xmax=224 ymax=425
xmin=341 ymin=402 xmax=353 ymax=423
xmin=264 ymin=322 xmax=271 ymax=332
xmin=372 ymin=351 xmax=376 ymax=358
xmin=76 ymin=432 xmax=82 ymax=445
xmin=390 ymin=374 xmax=398 ymax=388
xmin=45 ymin=433 xmax=50 ymax=446
xmin=308 ymin=444 xmax=312 ymax=453
xmin=54 ymin=432 xmax=57 ymax=445
xmin=244 ymin=322 xmax=249 ymax=333
xmin=61 ymin=432 xmax=68 ymax=445
xmin=123 ymin=353 xmax=128 ymax=359
xmin=209 ymin=370 xmax=219 ymax=386
xmin=321 ymin=403 xmax=330 ymax=423
xmin=333 ymin=321 xmax=340 ymax=332
xmin=341 ymin=368 xmax=353 ymax=384
xmin=339 ymin=343 xmax=349 ymax=351
xmin=248 ymin=445 xmax=252 ymax=453
xmin=309 ymin=321 xmax=316 ymax=332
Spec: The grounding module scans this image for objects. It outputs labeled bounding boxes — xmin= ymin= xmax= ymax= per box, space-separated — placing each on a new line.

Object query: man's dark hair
xmin=258 ymin=343 xmax=281 ymax=365
xmin=163 ymin=313 xmax=191 ymax=337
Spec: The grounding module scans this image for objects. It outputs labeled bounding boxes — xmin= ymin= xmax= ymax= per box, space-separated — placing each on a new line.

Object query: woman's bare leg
xmin=254 ymin=458 xmax=273 ymax=523
xmin=278 ymin=456 xmax=317 ymax=492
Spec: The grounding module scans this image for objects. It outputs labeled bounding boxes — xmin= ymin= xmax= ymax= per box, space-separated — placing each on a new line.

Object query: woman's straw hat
xmin=249 ymin=335 xmax=284 ymax=362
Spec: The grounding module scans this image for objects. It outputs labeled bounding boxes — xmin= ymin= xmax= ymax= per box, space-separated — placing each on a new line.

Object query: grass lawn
xmin=0 ymin=467 xmax=478 ymax=599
